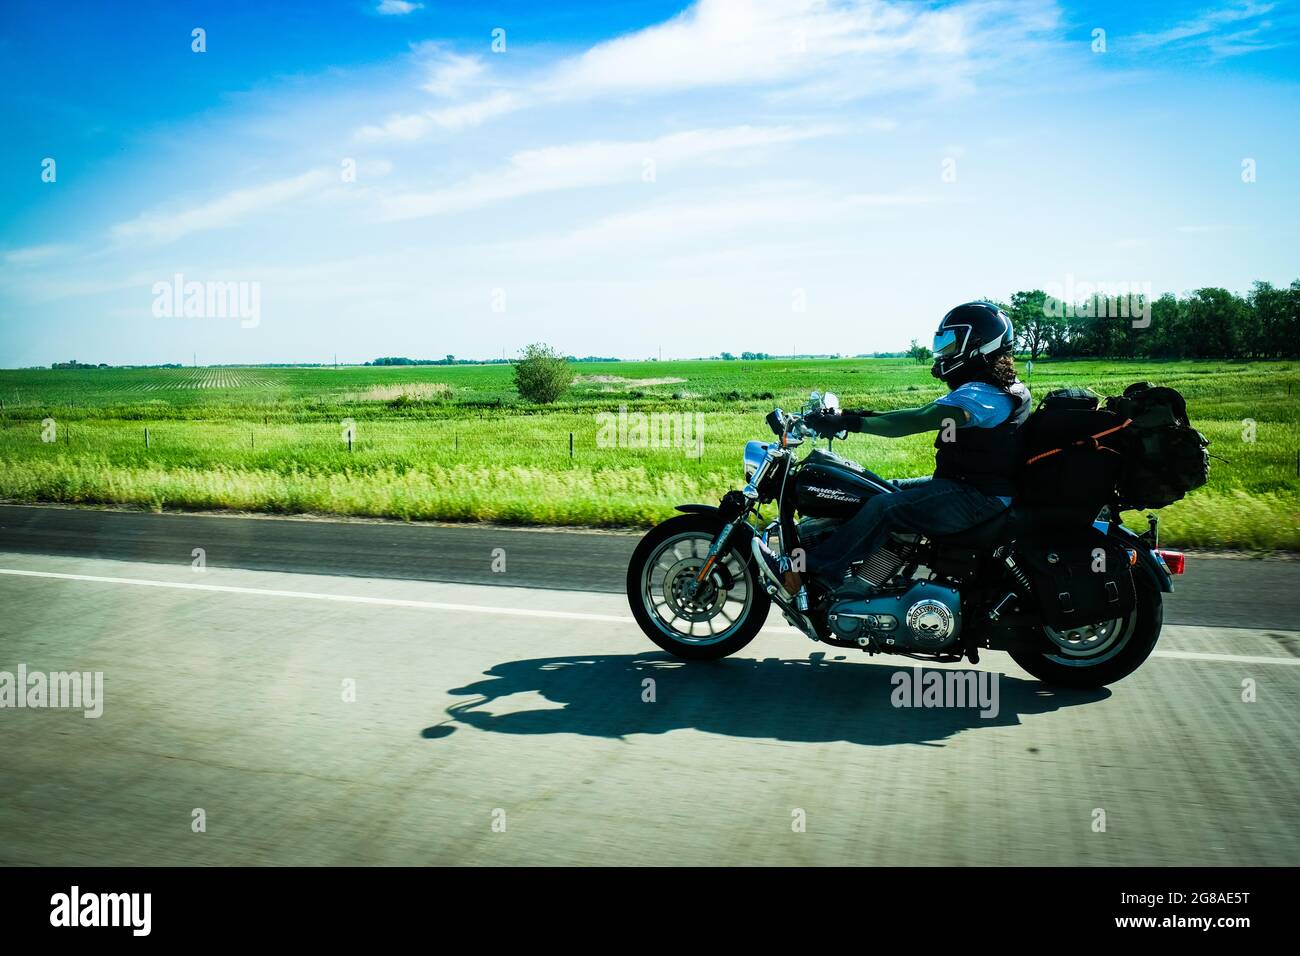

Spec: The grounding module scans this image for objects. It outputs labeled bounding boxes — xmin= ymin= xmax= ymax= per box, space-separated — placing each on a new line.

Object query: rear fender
xmin=1099 ymin=520 xmax=1174 ymax=594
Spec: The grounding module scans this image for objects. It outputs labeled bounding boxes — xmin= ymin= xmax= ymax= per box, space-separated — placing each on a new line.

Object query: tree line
xmin=1002 ymin=281 xmax=1300 ymax=361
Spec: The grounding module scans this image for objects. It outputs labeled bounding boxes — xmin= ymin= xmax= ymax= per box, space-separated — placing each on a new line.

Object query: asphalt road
xmin=1 ymin=504 xmax=1298 ymax=865
xmin=0 ymin=503 xmax=1296 ymax=628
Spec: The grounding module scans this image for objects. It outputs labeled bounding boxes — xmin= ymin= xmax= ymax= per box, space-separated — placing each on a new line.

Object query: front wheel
xmin=1007 ymin=572 xmax=1163 ymax=688
xmin=627 ymin=513 xmax=771 ymax=660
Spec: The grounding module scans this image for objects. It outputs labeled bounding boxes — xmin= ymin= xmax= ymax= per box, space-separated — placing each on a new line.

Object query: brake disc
xmin=663 ymin=559 xmax=726 ymax=623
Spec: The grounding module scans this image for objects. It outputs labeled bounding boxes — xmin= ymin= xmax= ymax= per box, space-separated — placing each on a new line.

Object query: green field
xmin=0 ymin=359 xmax=1296 ymax=550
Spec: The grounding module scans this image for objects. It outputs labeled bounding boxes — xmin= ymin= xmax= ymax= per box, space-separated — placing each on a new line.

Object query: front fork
xmin=729 ymin=499 xmax=820 ymax=638
xmin=682 ymin=491 xmax=749 ymax=602
xmin=686 ymin=488 xmax=821 ymax=640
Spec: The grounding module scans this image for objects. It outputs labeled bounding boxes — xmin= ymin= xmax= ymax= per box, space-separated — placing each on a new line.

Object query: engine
xmin=827 ymin=580 xmax=962 ymax=652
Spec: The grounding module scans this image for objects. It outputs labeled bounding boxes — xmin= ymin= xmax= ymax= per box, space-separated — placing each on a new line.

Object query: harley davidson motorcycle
xmin=626 ymin=392 xmax=1185 ymax=687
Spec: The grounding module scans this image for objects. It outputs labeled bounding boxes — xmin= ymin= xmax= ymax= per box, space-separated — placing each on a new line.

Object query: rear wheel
xmin=627 ymin=514 xmax=771 ymax=660
xmin=1007 ymin=573 xmax=1163 ymax=687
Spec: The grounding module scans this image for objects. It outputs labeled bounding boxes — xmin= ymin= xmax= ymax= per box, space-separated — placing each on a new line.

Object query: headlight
xmin=743 ymin=440 xmax=770 ymax=481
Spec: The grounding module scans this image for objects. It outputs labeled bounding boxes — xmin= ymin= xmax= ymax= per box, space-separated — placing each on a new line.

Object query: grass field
xmin=0 ymin=358 xmax=1297 ymax=550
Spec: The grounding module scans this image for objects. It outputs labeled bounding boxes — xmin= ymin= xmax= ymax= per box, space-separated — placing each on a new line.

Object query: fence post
xmin=569 ymin=432 xmax=574 ymax=458
xmin=145 ymin=427 xmax=150 ymax=449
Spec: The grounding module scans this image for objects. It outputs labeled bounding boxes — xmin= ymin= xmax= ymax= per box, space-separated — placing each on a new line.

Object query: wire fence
xmin=0 ymin=419 xmax=724 ymax=462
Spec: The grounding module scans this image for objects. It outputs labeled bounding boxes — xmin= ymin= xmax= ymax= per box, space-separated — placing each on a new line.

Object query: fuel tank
xmin=793 ymin=448 xmax=896 ymax=519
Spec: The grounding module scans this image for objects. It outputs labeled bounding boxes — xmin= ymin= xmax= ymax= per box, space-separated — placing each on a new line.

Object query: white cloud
xmin=420 ymin=51 xmax=486 ymax=97
xmin=355 ymin=112 xmax=436 ymax=142
xmin=377 ymin=125 xmax=833 ymax=221
xmin=353 ymin=0 xmax=1062 ymax=141
xmin=541 ymin=0 xmax=968 ymax=98
xmin=376 ymin=0 xmax=423 ymax=15
xmin=1130 ymin=1 xmax=1282 ymax=55
xmin=358 ymin=91 xmax=522 ymax=139
xmin=427 ymin=92 xmax=523 ymax=131
xmin=3 ymin=243 xmax=74 ymax=265
xmin=500 ymin=187 xmax=942 ymax=258
xmin=111 ymin=169 xmax=332 ymax=244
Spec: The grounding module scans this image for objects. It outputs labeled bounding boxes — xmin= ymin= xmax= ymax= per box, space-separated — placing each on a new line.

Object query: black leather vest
xmin=932 ymin=380 xmax=1032 ymax=497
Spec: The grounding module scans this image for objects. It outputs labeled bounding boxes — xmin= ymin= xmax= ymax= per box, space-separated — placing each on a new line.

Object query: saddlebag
xmin=1016 ymin=531 xmax=1136 ymax=630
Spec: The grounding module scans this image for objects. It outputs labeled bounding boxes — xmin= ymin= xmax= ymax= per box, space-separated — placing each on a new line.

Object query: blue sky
xmin=1 ymin=0 xmax=1298 ymax=365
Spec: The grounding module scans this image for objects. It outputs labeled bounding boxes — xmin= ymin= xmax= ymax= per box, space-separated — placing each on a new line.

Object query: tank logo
xmin=806 ymin=485 xmax=861 ymax=504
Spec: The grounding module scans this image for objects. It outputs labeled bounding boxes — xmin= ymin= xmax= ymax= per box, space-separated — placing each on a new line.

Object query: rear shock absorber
xmin=1003 ymin=552 xmax=1032 ymax=592
xmin=989 ymin=551 xmax=1033 ymax=622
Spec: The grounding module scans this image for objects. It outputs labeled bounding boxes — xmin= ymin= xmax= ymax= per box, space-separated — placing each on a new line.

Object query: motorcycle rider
xmin=753 ymin=301 xmax=1031 ymax=594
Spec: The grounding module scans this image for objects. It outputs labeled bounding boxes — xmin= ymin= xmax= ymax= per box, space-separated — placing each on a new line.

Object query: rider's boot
xmin=751 ymin=537 xmax=802 ymax=596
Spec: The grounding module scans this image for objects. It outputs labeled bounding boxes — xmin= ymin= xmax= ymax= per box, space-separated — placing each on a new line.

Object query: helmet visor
xmin=932 ymin=327 xmax=966 ymax=359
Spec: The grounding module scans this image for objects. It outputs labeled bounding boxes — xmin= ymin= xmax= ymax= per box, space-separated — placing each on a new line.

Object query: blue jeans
xmin=803 ymin=476 xmax=1008 ymax=578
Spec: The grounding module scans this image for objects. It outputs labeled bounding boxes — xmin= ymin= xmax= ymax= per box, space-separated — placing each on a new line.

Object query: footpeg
xmin=987 ymin=591 xmax=1017 ymax=622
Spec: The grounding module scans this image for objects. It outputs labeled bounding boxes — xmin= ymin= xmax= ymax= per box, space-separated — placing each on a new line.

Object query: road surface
xmin=1 ymin=504 xmax=1298 ymax=865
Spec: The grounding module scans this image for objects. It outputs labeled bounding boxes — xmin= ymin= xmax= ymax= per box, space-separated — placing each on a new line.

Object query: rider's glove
xmin=807 ymin=409 xmax=875 ymax=434
xmin=806 ymin=410 xmax=849 ymax=434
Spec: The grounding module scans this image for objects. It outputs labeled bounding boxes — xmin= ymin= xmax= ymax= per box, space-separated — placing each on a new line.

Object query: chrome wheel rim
xmin=1042 ymin=610 xmax=1135 ymax=666
xmin=640 ymin=532 xmax=754 ymax=646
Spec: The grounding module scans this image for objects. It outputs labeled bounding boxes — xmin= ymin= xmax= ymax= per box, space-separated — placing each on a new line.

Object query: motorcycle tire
xmin=1008 ymin=572 xmax=1163 ymax=688
xmin=627 ymin=513 xmax=771 ymax=660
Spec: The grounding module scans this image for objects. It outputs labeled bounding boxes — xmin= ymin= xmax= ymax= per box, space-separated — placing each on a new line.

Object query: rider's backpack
xmin=1017 ymin=382 xmax=1209 ymax=513
xmin=1017 ymin=387 xmax=1126 ymax=511
xmin=1015 ymin=528 xmax=1137 ymax=630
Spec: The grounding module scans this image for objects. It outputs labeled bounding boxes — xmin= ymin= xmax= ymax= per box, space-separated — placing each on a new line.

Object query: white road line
xmin=1 ymin=566 xmax=1297 ymax=666
xmin=1150 ymin=650 xmax=1300 ymax=665
xmin=0 ymin=567 xmax=631 ymax=624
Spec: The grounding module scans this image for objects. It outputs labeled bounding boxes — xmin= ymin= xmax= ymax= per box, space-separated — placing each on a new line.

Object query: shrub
xmin=512 ymin=343 xmax=574 ymax=404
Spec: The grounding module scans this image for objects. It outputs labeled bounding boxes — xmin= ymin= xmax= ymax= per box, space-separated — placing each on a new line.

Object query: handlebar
xmin=766 ymin=406 xmax=836 ymax=443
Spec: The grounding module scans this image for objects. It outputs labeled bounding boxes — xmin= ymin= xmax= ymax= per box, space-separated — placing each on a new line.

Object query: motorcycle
xmin=626 ymin=391 xmax=1186 ymax=687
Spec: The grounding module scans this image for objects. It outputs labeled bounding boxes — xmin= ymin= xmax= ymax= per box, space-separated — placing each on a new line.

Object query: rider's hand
xmin=806 ymin=410 xmax=849 ymax=435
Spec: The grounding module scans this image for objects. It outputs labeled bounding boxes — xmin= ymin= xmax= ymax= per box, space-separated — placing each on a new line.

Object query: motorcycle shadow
xmin=426 ymin=652 xmax=1109 ymax=747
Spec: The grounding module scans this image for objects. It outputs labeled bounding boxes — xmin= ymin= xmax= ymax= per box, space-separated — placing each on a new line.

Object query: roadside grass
xmin=1 ymin=358 xmax=1296 ymax=549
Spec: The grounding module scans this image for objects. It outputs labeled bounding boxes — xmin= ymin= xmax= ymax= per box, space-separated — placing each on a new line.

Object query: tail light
xmin=1155 ymin=549 xmax=1186 ymax=575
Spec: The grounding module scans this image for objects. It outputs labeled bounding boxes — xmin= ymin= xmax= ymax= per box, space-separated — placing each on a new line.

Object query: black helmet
xmin=931 ymin=301 xmax=1015 ymax=382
